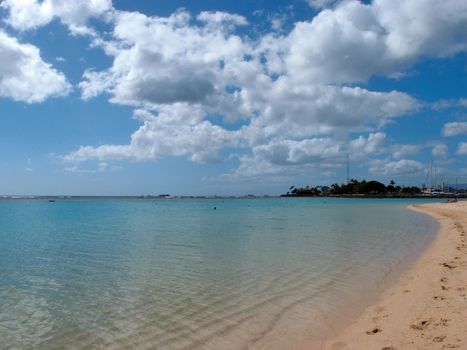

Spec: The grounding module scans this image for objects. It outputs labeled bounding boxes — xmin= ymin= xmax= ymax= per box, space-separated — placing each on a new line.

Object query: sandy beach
xmin=324 ymin=201 xmax=467 ymax=350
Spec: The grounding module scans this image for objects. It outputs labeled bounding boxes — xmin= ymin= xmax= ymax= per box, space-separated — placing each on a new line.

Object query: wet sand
xmin=324 ymin=201 xmax=467 ymax=350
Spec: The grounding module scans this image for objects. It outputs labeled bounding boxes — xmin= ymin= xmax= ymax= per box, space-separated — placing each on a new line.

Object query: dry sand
xmin=324 ymin=201 xmax=467 ymax=350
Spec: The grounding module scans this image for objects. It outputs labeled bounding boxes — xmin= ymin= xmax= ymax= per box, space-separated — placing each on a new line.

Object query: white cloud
xmin=227 ymin=133 xmax=387 ymax=179
xmin=0 ymin=30 xmax=71 ymax=103
xmin=307 ymin=0 xmax=339 ymax=10
xmin=69 ymin=3 xmax=427 ymax=178
xmin=284 ymin=0 xmax=467 ymax=84
xmin=225 ymin=151 xmax=344 ymax=180
xmin=242 ymin=82 xmax=418 ymax=141
xmin=75 ymin=5 xmax=428 ymax=168
xmin=63 ymin=1 xmax=467 ymax=180
xmin=63 ymin=104 xmax=240 ymax=163
xmin=196 ymin=11 xmax=248 ymax=29
xmin=80 ymin=9 xmax=250 ymax=106
xmin=349 ymin=132 xmax=386 ymax=156
xmin=432 ymin=144 xmax=448 ymax=157
xmin=442 ymin=122 xmax=467 ymax=136
xmin=391 ymin=144 xmax=421 ymax=159
xmin=79 ymin=7 xmax=419 ymax=133
xmin=25 ymin=158 xmax=33 ymax=172
xmin=431 ymin=98 xmax=467 ymax=110
xmin=458 ymin=142 xmax=467 ymax=155
xmin=64 ymin=162 xmax=121 ymax=174
xmin=253 ymin=138 xmax=342 ymax=166
xmin=64 ymin=166 xmax=95 ymax=174
xmin=97 ymin=162 xmax=121 ymax=172
xmin=1 ymin=0 xmax=112 ymax=34
xmin=369 ymin=159 xmax=425 ymax=175
xmin=268 ymin=14 xmax=287 ymax=32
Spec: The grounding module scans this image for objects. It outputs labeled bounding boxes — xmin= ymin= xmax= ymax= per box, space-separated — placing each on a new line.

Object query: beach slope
xmin=325 ymin=201 xmax=467 ymax=350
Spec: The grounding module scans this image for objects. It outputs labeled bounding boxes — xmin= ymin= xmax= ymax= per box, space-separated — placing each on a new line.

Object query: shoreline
xmin=323 ymin=201 xmax=467 ymax=350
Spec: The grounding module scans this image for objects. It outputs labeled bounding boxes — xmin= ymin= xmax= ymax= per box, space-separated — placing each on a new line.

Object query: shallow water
xmin=0 ymin=198 xmax=438 ymax=349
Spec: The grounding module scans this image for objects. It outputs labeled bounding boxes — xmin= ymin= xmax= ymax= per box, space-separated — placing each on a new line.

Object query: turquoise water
xmin=0 ymin=198 xmax=438 ymax=349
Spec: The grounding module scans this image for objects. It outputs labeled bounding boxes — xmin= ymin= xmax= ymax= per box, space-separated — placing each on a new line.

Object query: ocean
xmin=0 ymin=198 xmax=438 ymax=349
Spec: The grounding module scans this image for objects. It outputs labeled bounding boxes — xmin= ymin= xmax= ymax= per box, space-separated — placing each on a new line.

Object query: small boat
xmin=48 ymin=199 xmax=56 ymax=203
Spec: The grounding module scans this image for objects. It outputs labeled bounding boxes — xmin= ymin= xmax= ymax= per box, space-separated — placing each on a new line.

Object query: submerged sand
xmin=324 ymin=201 xmax=467 ymax=350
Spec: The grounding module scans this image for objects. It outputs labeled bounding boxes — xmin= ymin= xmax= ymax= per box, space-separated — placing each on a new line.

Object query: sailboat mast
xmin=346 ymin=153 xmax=350 ymax=184
xmin=430 ymin=161 xmax=433 ymax=189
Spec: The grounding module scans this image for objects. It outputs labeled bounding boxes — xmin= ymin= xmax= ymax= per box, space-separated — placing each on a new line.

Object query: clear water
xmin=0 ymin=198 xmax=438 ymax=349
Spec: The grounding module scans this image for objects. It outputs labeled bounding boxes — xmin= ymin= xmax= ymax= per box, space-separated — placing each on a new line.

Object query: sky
xmin=0 ymin=0 xmax=466 ymax=196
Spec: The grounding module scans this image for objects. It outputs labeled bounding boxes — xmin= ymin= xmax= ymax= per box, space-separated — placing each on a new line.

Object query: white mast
xmin=430 ymin=161 xmax=433 ymax=189
xmin=346 ymin=153 xmax=350 ymax=184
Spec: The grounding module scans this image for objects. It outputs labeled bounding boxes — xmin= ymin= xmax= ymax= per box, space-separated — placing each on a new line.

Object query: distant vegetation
xmin=282 ymin=179 xmax=424 ymax=197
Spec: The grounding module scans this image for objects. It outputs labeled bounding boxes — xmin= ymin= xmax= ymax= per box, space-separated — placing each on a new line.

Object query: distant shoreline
xmin=0 ymin=195 xmax=269 ymax=200
xmin=1 ymin=194 xmax=465 ymax=200
xmin=281 ymin=193 xmax=466 ymax=199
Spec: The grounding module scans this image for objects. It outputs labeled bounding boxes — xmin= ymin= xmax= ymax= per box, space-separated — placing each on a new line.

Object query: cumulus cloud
xmin=307 ymin=0 xmax=339 ymax=10
xmin=458 ymin=142 xmax=467 ymax=155
xmin=252 ymin=138 xmax=342 ymax=166
xmin=431 ymin=98 xmax=467 ymax=110
xmin=62 ymin=0 xmax=467 ymax=180
xmin=242 ymin=81 xmax=418 ymax=141
xmin=432 ymin=144 xmax=448 ymax=157
xmin=227 ymin=133 xmax=387 ymax=178
xmin=0 ymin=30 xmax=71 ymax=103
xmin=284 ymin=0 xmax=467 ymax=83
xmin=63 ymin=104 xmax=240 ymax=164
xmin=442 ymin=122 xmax=467 ymax=136
xmin=369 ymin=159 xmax=425 ymax=175
xmin=1 ymin=0 xmax=112 ymax=34
xmin=391 ymin=144 xmax=422 ymax=159
xmin=349 ymin=132 xmax=386 ymax=156
xmin=80 ymin=9 xmax=250 ymax=106
xmin=250 ymin=133 xmax=385 ymax=168
xmin=196 ymin=11 xmax=248 ymax=30
xmin=78 ymin=7 xmax=419 ymax=128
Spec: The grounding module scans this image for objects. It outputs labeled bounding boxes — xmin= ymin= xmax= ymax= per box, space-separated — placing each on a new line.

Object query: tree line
xmin=283 ymin=179 xmax=421 ymax=197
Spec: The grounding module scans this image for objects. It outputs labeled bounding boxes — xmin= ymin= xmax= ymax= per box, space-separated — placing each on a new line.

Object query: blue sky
xmin=0 ymin=0 xmax=466 ymax=196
